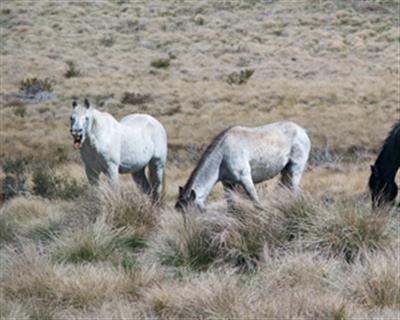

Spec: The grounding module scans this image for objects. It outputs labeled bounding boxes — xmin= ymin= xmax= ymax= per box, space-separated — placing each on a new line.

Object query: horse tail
xmin=161 ymin=171 xmax=167 ymax=206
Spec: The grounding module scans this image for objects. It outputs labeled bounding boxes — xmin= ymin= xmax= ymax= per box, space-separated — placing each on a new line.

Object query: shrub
xmin=151 ymin=58 xmax=170 ymax=69
xmin=1 ymin=158 xmax=28 ymax=200
xmin=64 ymin=61 xmax=80 ymax=78
xmin=121 ymin=92 xmax=152 ymax=105
xmin=20 ymin=77 xmax=53 ymax=96
xmin=227 ymin=69 xmax=255 ymax=85
xmin=100 ymin=34 xmax=115 ymax=47
xmin=194 ymin=15 xmax=205 ymax=25
xmin=32 ymin=167 xmax=85 ymax=200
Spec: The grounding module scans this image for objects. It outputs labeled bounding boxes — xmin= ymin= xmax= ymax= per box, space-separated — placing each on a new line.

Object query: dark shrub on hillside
xmin=32 ymin=168 xmax=85 ymax=200
xmin=1 ymin=158 xmax=28 ymax=200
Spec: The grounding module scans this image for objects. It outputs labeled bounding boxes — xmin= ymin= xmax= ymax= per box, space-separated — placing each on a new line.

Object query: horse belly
xmin=119 ymin=144 xmax=154 ymax=173
xmin=250 ymin=158 xmax=287 ymax=183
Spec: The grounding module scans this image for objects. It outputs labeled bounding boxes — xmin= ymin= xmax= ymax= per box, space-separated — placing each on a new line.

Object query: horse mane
xmin=183 ymin=126 xmax=233 ymax=192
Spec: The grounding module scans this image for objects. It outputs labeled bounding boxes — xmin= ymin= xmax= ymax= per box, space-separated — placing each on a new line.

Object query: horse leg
xmin=105 ymin=164 xmax=119 ymax=186
xmin=132 ymin=168 xmax=151 ymax=195
xmin=84 ymin=165 xmax=100 ymax=186
xmin=223 ymin=181 xmax=237 ymax=211
xmin=280 ymin=160 xmax=306 ymax=192
xmin=148 ymin=158 xmax=165 ymax=204
xmin=239 ymin=175 xmax=261 ymax=206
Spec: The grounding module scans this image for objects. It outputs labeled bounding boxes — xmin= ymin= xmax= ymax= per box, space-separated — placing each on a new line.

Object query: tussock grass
xmin=94 ymin=183 xmax=159 ymax=237
xmin=50 ymin=222 xmax=121 ymax=264
xmin=306 ymin=200 xmax=396 ymax=261
xmin=0 ymin=245 xmax=135 ymax=311
xmin=150 ymin=190 xmax=398 ymax=272
xmin=150 ymin=208 xmax=221 ymax=271
xmin=348 ymin=249 xmax=400 ymax=308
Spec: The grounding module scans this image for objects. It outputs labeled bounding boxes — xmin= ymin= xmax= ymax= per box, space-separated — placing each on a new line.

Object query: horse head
xmin=70 ymin=98 xmax=93 ymax=149
xmin=369 ymin=165 xmax=398 ymax=208
xmin=175 ymin=187 xmax=202 ymax=212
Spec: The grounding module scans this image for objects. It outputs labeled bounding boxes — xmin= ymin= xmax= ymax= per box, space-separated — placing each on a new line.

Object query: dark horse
xmin=369 ymin=120 xmax=400 ymax=208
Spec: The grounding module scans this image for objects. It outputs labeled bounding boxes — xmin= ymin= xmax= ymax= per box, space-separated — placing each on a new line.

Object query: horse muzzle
xmin=71 ymin=133 xmax=83 ymax=149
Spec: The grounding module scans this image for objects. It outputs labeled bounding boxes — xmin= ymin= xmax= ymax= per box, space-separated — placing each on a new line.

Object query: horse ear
xmin=190 ymin=189 xmax=196 ymax=201
xmin=84 ymin=98 xmax=90 ymax=109
xmin=72 ymin=101 xmax=77 ymax=108
xmin=179 ymin=186 xmax=183 ymax=195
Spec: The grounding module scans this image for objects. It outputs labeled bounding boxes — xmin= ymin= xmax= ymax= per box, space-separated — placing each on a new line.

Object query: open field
xmin=0 ymin=0 xmax=399 ymax=319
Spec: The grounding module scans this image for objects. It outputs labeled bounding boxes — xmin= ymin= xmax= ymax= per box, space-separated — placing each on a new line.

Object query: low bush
xmin=1 ymin=158 xmax=28 ymax=200
xmin=64 ymin=61 xmax=81 ymax=78
xmin=121 ymin=92 xmax=152 ymax=105
xmin=20 ymin=77 xmax=53 ymax=96
xmin=151 ymin=58 xmax=170 ymax=69
xmin=32 ymin=167 xmax=85 ymax=200
xmin=227 ymin=69 xmax=255 ymax=85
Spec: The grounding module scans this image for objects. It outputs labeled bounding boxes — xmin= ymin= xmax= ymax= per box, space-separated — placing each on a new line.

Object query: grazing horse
xmin=369 ymin=120 xmax=400 ymax=209
xmin=175 ymin=121 xmax=311 ymax=211
xmin=70 ymin=98 xmax=167 ymax=203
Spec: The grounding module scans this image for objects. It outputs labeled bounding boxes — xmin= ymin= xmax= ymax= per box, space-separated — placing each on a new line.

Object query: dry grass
xmin=1 ymin=0 xmax=399 ymax=318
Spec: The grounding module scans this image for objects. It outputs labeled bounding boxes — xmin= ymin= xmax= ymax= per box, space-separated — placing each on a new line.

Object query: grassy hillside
xmin=0 ymin=0 xmax=399 ymax=319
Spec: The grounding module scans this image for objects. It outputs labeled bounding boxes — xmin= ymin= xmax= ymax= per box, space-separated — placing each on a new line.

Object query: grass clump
xmin=348 ymin=249 xmax=400 ymax=308
xmin=1 ymin=245 xmax=132 ymax=310
xmin=20 ymin=77 xmax=53 ymax=96
xmin=96 ymin=183 xmax=158 ymax=237
xmin=310 ymin=200 xmax=394 ymax=261
xmin=64 ymin=61 xmax=81 ymax=78
xmin=227 ymin=69 xmax=255 ymax=85
xmin=51 ymin=222 xmax=120 ymax=264
xmin=150 ymin=58 xmax=170 ymax=69
xmin=152 ymin=209 xmax=220 ymax=271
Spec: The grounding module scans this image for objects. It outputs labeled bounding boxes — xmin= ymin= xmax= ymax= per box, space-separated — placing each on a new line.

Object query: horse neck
xmin=86 ymin=109 xmax=114 ymax=147
xmin=374 ymin=136 xmax=400 ymax=181
xmin=185 ymin=150 xmax=223 ymax=207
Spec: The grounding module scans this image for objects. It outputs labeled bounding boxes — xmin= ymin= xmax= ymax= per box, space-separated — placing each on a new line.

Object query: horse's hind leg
xmin=280 ymin=160 xmax=306 ymax=192
xmin=148 ymin=158 xmax=165 ymax=203
xmin=132 ymin=169 xmax=151 ymax=195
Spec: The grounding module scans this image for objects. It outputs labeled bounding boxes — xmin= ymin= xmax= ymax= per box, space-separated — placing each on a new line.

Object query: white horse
xmin=70 ymin=98 xmax=167 ymax=203
xmin=175 ymin=121 xmax=311 ymax=211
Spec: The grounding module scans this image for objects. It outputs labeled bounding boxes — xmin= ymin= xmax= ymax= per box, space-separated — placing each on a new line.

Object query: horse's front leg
xmin=239 ymin=175 xmax=262 ymax=208
xmin=222 ymin=181 xmax=237 ymax=211
xmin=105 ymin=164 xmax=119 ymax=186
xmin=84 ymin=165 xmax=100 ymax=186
